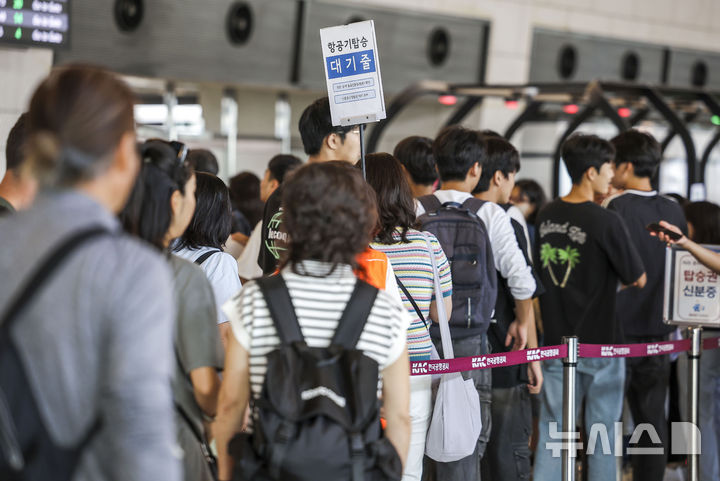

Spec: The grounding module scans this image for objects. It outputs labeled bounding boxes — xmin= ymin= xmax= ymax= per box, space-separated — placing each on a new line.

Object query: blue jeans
xmin=533 ymin=357 xmax=625 ymax=481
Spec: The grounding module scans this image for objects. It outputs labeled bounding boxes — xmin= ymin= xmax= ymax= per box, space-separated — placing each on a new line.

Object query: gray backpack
xmin=417 ymin=196 xmax=497 ymax=335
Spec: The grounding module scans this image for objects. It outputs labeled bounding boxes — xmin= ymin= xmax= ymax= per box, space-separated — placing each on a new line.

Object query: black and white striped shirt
xmin=223 ymin=261 xmax=409 ymax=410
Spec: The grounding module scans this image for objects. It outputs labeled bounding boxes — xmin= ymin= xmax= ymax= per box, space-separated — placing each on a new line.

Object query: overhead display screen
xmin=0 ymin=0 xmax=69 ymax=48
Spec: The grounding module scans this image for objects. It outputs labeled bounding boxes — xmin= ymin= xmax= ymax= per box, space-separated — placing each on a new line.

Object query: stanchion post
xmin=562 ymin=336 xmax=579 ymax=481
xmin=688 ymin=327 xmax=702 ymax=481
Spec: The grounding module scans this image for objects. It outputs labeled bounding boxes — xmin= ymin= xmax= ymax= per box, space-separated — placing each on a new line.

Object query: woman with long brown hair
xmin=364 ymin=152 xmax=453 ymax=481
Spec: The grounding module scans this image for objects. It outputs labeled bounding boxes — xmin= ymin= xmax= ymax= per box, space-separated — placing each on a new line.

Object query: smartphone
xmin=646 ymin=223 xmax=683 ymax=241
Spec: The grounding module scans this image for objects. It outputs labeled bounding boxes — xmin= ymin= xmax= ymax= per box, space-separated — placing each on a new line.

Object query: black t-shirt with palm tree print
xmin=534 ymin=199 xmax=645 ymax=346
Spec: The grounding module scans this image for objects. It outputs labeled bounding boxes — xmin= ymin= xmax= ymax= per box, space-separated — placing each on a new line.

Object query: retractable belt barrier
xmin=409 ymin=336 xmax=720 ymax=375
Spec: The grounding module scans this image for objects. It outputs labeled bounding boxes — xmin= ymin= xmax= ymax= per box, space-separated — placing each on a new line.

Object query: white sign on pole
xmin=664 ymin=245 xmax=720 ymax=327
xmin=320 ymin=20 xmax=386 ymax=127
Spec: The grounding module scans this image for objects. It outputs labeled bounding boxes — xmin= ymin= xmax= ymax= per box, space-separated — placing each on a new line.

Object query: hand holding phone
xmin=646 ymin=222 xmax=684 ymax=242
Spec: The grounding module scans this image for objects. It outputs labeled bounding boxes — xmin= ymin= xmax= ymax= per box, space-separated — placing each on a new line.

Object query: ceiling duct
xmin=297 ymin=1 xmax=489 ymax=94
xmin=54 ymin=0 xmax=299 ymax=87
xmin=667 ymin=48 xmax=720 ymax=90
xmin=529 ymin=29 xmax=665 ymax=84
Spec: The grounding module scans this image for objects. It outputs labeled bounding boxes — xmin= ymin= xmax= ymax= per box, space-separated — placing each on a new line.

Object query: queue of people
xmin=1 ymin=63 xmax=719 ymax=481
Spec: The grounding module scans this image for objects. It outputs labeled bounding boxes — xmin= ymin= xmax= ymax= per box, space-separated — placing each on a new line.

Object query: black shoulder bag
xmin=0 ymin=227 xmax=108 ymax=481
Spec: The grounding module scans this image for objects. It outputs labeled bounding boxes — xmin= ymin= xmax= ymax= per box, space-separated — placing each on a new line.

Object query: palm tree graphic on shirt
xmin=540 ymin=243 xmax=560 ymax=286
xmin=557 ymin=246 xmax=580 ymax=288
xmin=540 ymin=243 xmax=581 ymax=288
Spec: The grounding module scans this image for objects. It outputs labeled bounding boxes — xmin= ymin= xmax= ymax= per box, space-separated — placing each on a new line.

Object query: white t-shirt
xmin=236 ymin=221 xmax=263 ymax=280
xmin=416 ymin=189 xmax=536 ymax=300
xmin=175 ymin=246 xmax=243 ymax=325
xmin=224 ymin=236 xmax=245 ymax=260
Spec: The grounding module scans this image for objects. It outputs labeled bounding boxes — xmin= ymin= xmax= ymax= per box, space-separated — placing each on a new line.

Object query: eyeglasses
xmin=334 ymin=126 xmax=361 ymax=135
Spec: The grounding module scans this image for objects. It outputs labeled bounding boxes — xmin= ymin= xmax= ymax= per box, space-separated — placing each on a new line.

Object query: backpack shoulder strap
xmin=461 ymin=197 xmax=486 ymax=215
xmin=395 ymin=275 xmax=428 ymax=329
xmin=1 ymin=226 xmax=109 ymax=333
xmin=194 ymin=249 xmax=220 ymax=266
xmin=418 ymin=194 xmax=442 ymax=215
xmin=255 ymin=275 xmax=304 ymax=344
xmin=331 ymin=279 xmax=378 ymax=349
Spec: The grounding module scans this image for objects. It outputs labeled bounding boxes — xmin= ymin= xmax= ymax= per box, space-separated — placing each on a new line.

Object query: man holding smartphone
xmin=603 ymin=129 xmax=687 ymax=481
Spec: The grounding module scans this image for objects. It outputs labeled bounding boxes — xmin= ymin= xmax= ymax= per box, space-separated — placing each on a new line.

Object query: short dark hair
xmin=298 ymin=97 xmax=352 ymax=156
xmin=665 ymin=192 xmax=689 ymax=208
xmin=514 ymin=179 xmax=547 ymax=225
xmin=281 ymin=161 xmax=376 ymax=275
xmin=685 ymin=201 xmax=720 ymax=244
xmin=174 ymin=172 xmax=231 ymax=251
xmin=610 ymin=129 xmax=661 ymax=179
xmin=561 ymin=133 xmax=615 ymax=184
xmin=433 ymin=125 xmax=486 ymax=182
xmin=186 ymin=149 xmax=219 ymax=175
xmin=6 ymin=113 xmax=28 ymax=172
xmin=267 ymin=154 xmax=302 ymax=184
xmin=228 ymin=171 xmax=264 ymax=226
xmin=120 ymin=140 xmax=194 ymax=250
xmin=480 ymin=129 xmax=503 ymax=138
xmin=229 ymin=171 xmax=260 ymax=204
xmin=393 ymin=136 xmax=438 ymax=186
xmin=473 ymin=136 xmax=521 ymax=194
xmin=361 ymin=153 xmax=417 ymax=244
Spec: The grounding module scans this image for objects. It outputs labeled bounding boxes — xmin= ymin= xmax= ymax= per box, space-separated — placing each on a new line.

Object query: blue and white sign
xmin=320 ymin=20 xmax=386 ymax=126
xmin=664 ymin=245 xmax=720 ymax=327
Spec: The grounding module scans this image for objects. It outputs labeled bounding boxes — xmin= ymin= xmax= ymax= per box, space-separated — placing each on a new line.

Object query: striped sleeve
xmin=374 ymin=290 xmax=412 ymax=369
xmin=428 ymin=233 xmax=453 ymax=299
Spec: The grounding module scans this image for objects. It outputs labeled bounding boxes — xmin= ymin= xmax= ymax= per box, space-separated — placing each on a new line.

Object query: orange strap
xmin=272 ymin=248 xmax=389 ymax=290
xmin=355 ymin=248 xmax=388 ymax=290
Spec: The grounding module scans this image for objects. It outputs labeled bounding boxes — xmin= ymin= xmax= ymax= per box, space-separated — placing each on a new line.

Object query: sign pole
xmin=688 ymin=326 xmax=702 ymax=481
xmin=359 ymin=123 xmax=366 ymax=179
xmin=562 ymin=336 xmax=578 ymax=481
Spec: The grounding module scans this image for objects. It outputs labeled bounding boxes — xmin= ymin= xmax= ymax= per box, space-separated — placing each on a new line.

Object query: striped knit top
xmin=223 ymin=260 xmax=410 ymax=429
xmin=371 ymin=229 xmax=452 ymax=362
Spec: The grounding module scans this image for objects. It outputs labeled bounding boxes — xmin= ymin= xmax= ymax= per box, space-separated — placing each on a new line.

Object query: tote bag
xmin=422 ymin=233 xmax=483 ymax=462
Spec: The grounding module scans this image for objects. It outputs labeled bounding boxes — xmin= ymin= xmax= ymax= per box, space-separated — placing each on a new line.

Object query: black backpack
xmin=228 ymin=275 xmax=402 ymax=481
xmin=417 ymin=195 xmax=498 ymax=333
xmin=0 ymin=227 xmax=107 ymax=481
xmin=194 ymin=249 xmax=220 ymax=266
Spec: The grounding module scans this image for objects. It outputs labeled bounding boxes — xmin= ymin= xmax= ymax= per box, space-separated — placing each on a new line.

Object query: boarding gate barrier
xmin=410 ymin=328 xmax=719 ymax=481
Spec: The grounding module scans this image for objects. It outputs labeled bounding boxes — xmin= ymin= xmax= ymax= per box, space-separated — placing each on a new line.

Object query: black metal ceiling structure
xmin=367 ymin=80 xmax=720 ymax=197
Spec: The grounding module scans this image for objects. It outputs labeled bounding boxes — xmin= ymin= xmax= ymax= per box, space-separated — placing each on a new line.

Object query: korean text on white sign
xmin=664 ymin=245 xmax=720 ymax=328
xmin=320 ymin=20 xmax=386 ymax=127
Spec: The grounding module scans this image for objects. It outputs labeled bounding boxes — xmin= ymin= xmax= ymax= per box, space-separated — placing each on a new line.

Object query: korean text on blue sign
xmin=326 ymin=50 xmax=376 ymax=79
